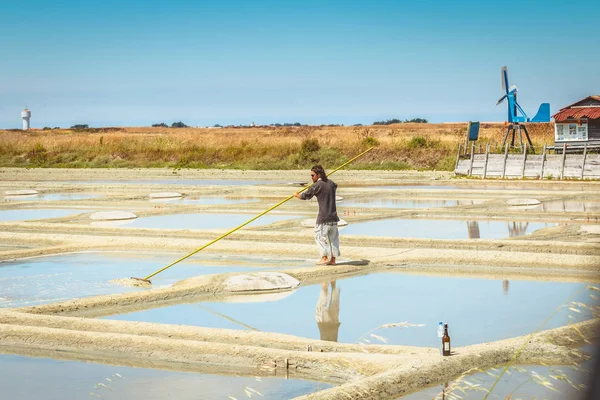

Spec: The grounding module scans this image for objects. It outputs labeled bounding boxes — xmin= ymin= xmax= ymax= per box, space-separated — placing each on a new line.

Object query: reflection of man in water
xmin=508 ymin=221 xmax=529 ymax=237
xmin=315 ymin=281 xmax=341 ymax=342
xmin=502 ymin=279 xmax=510 ymax=295
xmin=466 ymin=221 xmax=481 ymax=239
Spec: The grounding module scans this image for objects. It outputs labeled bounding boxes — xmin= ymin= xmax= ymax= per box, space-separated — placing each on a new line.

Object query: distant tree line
xmin=211 ymin=122 xmax=345 ymax=128
xmin=152 ymin=122 xmax=188 ymax=128
xmin=148 ymin=119 xmax=428 ymax=129
xmin=373 ymin=118 xmax=428 ymax=125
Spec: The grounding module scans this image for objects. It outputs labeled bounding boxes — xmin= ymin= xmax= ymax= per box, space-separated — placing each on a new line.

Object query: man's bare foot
xmin=316 ymin=256 xmax=329 ymax=265
xmin=327 ymin=257 xmax=336 ymax=265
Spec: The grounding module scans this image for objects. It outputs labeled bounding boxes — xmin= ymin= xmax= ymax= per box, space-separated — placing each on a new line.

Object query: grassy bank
xmin=0 ymin=123 xmax=554 ymax=170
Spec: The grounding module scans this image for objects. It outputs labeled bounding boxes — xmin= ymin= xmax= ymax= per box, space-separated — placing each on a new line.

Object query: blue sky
xmin=1 ymin=0 xmax=598 ymax=128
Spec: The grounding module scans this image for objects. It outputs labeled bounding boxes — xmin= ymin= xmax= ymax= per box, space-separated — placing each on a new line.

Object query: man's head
xmin=310 ymin=165 xmax=328 ymax=182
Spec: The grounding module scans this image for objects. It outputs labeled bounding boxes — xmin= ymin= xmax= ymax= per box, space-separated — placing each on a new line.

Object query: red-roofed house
xmin=553 ymin=96 xmax=600 ymax=147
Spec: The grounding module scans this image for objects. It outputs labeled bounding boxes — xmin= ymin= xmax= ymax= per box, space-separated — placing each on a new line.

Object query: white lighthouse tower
xmin=21 ymin=108 xmax=31 ymax=130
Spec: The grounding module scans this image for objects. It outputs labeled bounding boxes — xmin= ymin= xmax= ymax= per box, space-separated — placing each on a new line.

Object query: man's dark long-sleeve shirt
xmin=301 ymin=179 xmax=340 ymax=224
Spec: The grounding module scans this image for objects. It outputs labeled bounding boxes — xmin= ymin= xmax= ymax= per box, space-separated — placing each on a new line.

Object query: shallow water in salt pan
xmin=400 ymin=348 xmax=595 ymax=399
xmin=152 ymin=195 xmax=261 ymax=205
xmin=105 ymin=272 xmax=596 ymax=348
xmin=0 ymin=252 xmax=305 ymax=308
xmin=2 ymin=193 xmax=99 ymax=202
xmin=126 ymin=212 xmax=304 ymax=229
xmin=340 ymin=218 xmax=554 ymax=239
xmin=0 ymin=209 xmax=93 ymax=221
xmin=339 ymin=199 xmax=461 ymax=208
xmin=54 ymin=179 xmax=272 ymax=186
xmin=0 ymin=354 xmax=328 ymax=400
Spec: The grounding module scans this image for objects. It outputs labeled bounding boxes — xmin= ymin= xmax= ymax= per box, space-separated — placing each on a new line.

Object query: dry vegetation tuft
xmin=0 ymin=123 xmax=554 ymax=170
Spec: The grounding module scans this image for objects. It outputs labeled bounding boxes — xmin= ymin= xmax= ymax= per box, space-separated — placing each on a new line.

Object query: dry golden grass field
xmin=0 ymin=123 xmax=554 ymax=170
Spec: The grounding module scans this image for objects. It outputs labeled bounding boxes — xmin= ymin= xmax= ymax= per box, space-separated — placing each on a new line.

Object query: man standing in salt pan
xmin=294 ymin=165 xmax=340 ymax=265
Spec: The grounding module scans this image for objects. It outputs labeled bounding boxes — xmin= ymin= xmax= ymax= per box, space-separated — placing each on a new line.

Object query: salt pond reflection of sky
xmin=0 ymin=209 xmax=93 ymax=221
xmin=2 ymin=193 xmax=99 ymax=201
xmin=152 ymin=196 xmax=261 ymax=205
xmin=105 ymin=273 xmax=596 ymax=348
xmin=127 ymin=212 xmax=303 ymax=229
xmin=402 ymin=350 xmax=596 ymax=400
xmin=340 ymin=219 xmax=554 ymax=239
xmin=0 ymin=252 xmax=301 ymax=307
xmin=53 ymin=179 xmax=272 ymax=186
xmin=0 ymin=354 xmax=327 ymax=400
xmin=346 ymin=185 xmax=457 ymax=190
xmin=339 ymin=199 xmax=460 ymax=209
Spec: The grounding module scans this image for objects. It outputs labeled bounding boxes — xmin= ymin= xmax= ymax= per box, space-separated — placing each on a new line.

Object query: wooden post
xmin=560 ymin=143 xmax=567 ymax=180
xmin=467 ymin=143 xmax=475 ymax=176
xmin=482 ymin=143 xmax=490 ymax=179
xmin=581 ymin=143 xmax=588 ymax=180
xmin=539 ymin=144 xmax=546 ymax=180
xmin=455 ymin=143 xmax=462 ymax=171
xmin=501 ymin=143 xmax=509 ymax=179
xmin=479 ymin=143 xmax=482 ymax=154
xmin=518 ymin=125 xmax=523 ymax=152
xmin=521 ymin=144 xmax=528 ymax=178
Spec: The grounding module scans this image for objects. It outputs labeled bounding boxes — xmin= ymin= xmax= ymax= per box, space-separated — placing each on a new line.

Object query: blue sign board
xmin=468 ymin=121 xmax=480 ymax=141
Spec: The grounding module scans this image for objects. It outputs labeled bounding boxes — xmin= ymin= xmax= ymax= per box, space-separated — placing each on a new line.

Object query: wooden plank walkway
xmin=455 ymin=144 xmax=600 ymax=180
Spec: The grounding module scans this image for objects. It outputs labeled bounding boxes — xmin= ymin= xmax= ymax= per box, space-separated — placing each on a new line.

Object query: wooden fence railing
xmin=454 ymin=143 xmax=600 ymax=179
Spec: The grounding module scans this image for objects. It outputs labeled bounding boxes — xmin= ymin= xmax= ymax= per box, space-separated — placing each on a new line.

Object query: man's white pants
xmin=314 ymin=223 xmax=340 ymax=258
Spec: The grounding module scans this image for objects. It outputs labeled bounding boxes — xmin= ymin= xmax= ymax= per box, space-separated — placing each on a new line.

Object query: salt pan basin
xmin=0 ymin=252 xmax=305 ymax=308
xmin=2 ymin=193 xmax=98 ymax=201
xmin=339 ymin=198 xmax=461 ymax=209
xmin=402 ymin=353 xmax=594 ymax=400
xmin=0 ymin=209 xmax=92 ymax=221
xmin=127 ymin=212 xmax=303 ymax=230
xmin=340 ymin=218 xmax=554 ymax=239
xmin=105 ymin=273 xmax=596 ymax=347
xmin=152 ymin=196 xmax=260 ymax=205
xmin=0 ymin=354 xmax=328 ymax=400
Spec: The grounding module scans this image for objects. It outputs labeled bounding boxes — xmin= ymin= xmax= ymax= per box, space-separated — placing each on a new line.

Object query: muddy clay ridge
xmin=1 ymin=168 xmax=600 ymax=399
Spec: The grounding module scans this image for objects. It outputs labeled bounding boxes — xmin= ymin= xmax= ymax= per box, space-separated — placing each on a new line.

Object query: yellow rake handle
xmin=143 ymin=147 xmax=374 ymax=280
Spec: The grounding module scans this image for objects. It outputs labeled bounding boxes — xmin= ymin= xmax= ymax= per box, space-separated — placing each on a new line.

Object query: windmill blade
xmin=501 ymin=66 xmax=509 ymax=94
xmin=496 ymin=94 xmax=507 ymax=106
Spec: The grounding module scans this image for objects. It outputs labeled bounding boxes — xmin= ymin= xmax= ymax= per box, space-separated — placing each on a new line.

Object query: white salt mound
xmin=90 ymin=211 xmax=137 ymax=221
xmin=506 ymin=198 xmax=541 ymax=206
xmin=4 ymin=190 xmax=38 ymax=196
xmin=224 ymin=272 xmax=300 ymax=292
xmin=301 ymin=218 xmax=348 ymax=228
xmin=221 ymin=291 xmax=294 ymax=303
xmin=148 ymin=192 xmax=182 ymax=199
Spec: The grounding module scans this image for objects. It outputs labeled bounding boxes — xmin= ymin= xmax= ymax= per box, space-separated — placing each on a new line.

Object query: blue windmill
xmin=496 ymin=66 xmax=550 ymax=152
